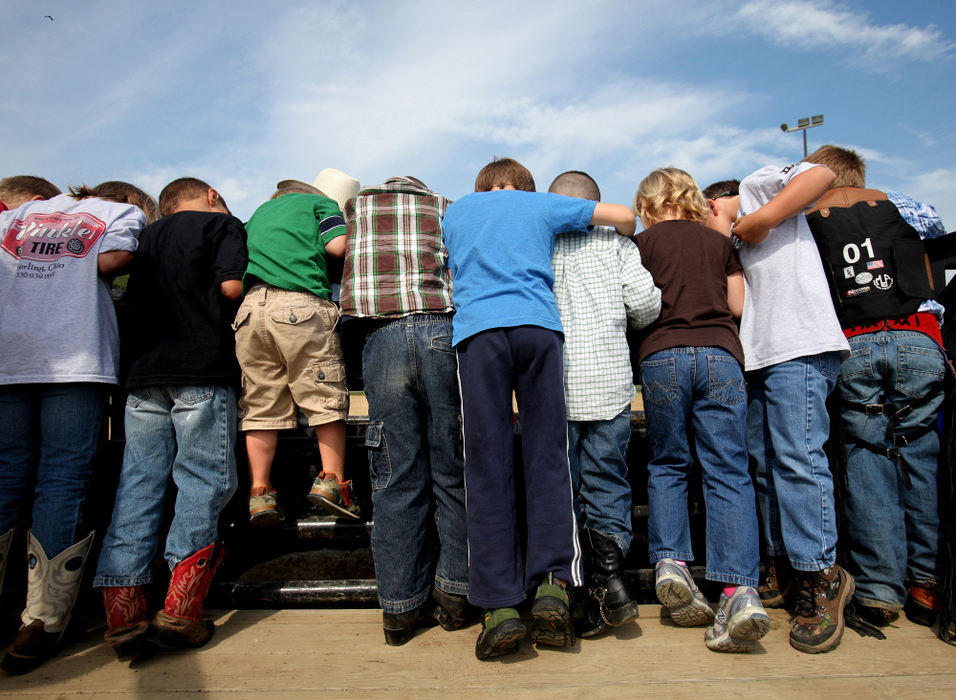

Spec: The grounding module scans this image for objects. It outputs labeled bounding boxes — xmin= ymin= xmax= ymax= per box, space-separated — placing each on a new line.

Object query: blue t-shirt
xmin=442 ymin=190 xmax=596 ymax=345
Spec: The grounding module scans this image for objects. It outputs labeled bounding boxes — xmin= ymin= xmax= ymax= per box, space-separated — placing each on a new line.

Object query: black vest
xmin=806 ymin=188 xmax=934 ymax=328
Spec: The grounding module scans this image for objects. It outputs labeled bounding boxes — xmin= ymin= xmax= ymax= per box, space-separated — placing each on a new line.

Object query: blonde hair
xmin=633 ymin=167 xmax=709 ymax=227
xmin=804 ymin=145 xmax=865 ymax=188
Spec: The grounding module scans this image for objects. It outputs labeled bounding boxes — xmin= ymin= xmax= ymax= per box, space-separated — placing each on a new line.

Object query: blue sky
xmin=4 ymin=0 xmax=955 ymax=226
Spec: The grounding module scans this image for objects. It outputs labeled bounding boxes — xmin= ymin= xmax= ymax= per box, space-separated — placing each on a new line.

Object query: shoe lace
xmin=793 ymin=572 xmax=823 ymax=617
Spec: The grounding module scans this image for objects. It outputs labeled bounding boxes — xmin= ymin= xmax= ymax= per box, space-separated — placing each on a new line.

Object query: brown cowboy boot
xmin=1 ymin=531 xmax=94 ymax=675
xmin=102 ymin=586 xmax=151 ymax=661
xmin=152 ymin=542 xmax=224 ymax=649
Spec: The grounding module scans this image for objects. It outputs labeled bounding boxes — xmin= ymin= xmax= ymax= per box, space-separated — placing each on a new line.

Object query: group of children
xmin=0 ymin=142 xmax=948 ymax=672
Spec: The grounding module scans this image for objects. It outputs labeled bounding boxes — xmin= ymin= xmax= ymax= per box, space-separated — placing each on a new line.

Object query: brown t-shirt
xmin=634 ymin=219 xmax=744 ymax=366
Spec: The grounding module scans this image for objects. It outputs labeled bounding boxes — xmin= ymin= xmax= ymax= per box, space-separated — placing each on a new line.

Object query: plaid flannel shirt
xmin=553 ymin=227 xmax=661 ymax=421
xmin=888 ymin=191 xmax=947 ymax=322
xmin=340 ymin=177 xmax=453 ymax=318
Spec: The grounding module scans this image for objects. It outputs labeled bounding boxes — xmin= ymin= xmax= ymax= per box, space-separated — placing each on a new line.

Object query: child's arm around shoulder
xmin=733 ymin=165 xmax=835 ymax=245
xmin=591 ymin=203 xmax=636 ymax=237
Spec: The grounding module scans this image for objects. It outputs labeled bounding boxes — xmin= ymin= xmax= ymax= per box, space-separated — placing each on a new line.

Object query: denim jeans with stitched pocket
xmin=0 ymin=383 xmax=106 ymax=557
xmin=362 ymin=315 xmax=468 ymax=613
xmin=641 ymin=347 xmax=759 ymax=587
xmin=748 ymin=352 xmax=841 ymax=572
xmin=568 ymin=408 xmax=633 ymax=554
xmin=94 ymin=384 xmax=237 ymax=586
xmin=839 ymin=330 xmax=946 ymax=608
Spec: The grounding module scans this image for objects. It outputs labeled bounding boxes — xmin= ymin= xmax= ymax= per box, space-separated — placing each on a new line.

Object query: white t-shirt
xmin=737 ymin=163 xmax=850 ymax=371
xmin=0 ymin=194 xmax=144 ymax=384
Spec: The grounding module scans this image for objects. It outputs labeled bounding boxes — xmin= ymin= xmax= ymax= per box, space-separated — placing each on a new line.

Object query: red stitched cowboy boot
xmin=102 ymin=586 xmax=151 ymax=661
xmin=152 ymin=542 xmax=224 ymax=649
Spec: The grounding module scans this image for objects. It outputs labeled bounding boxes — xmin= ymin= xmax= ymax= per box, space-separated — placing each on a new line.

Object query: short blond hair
xmin=633 ymin=167 xmax=709 ymax=227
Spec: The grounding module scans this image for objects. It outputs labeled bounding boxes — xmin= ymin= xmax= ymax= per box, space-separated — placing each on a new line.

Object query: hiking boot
xmin=655 ymin=559 xmax=714 ymax=626
xmin=705 ymin=586 xmax=771 ymax=652
xmin=530 ymin=573 xmax=574 ymax=648
xmin=856 ymin=602 xmax=900 ymax=628
xmin=475 ymin=608 xmax=526 ymax=660
xmin=905 ymin=583 xmax=941 ymax=627
xmin=430 ymin=587 xmax=472 ymax=631
xmin=308 ymin=474 xmax=362 ymax=520
xmin=790 ymin=564 xmax=854 ymax=654
xmin=249 ymin=487 xmax=283 ymax=527
xmin=758 ymin=557 xmax=794 ymax=608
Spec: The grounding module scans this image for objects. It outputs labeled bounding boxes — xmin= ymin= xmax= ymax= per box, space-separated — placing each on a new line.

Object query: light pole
xmin=780 ymin=114 xmax=824 ymax=157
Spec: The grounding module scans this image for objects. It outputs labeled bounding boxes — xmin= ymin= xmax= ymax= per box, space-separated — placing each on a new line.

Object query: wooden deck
xmin=2 ymin=606 xmax=954 ymax=698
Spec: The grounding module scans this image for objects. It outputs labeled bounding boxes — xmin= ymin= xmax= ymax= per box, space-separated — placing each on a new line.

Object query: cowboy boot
xmin=587 ymin=529 xmax=639 ymax=626
xmin=102 ymin=586 xmax=151 ymax=661
xmin=152 ymin=542 xmax=224 ymax=649
xmin=1 ymin=531 xmax=94 ymax=675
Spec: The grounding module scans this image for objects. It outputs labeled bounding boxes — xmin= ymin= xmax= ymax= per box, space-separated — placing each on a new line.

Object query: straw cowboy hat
xmin=312 ymin=168 xmax=360 ymax=210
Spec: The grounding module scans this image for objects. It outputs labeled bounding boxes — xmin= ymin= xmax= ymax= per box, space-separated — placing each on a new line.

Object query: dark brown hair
xmin=159 ymin=177 xmax=227 ymax=217
xmin=69 ymin=181 xmax=159 ymax=224
xmin=701 ymin=179 xmax=740 ymax=200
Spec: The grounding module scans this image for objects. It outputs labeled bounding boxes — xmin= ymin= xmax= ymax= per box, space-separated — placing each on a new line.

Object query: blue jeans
xmin=568 ymin=409 xmax=632 ymax=554
xmin=641 ymin=347 xmax=758 ymax=586
xmin=748 ymin=352 xmax=841 ymax=572
xmin=0 ymin=383 xmax=106 ymax=557
xmin=94 ymin=385 xmax=238 ymax=586
xmin=362 ymin=316 xmax=468 ymax=613
xmin=839 ymin=330 xmax=946 ymax=608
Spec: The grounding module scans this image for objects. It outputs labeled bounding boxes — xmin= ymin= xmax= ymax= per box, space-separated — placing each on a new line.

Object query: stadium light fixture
xmin=780 ymin=114 xmax=824 ymax=157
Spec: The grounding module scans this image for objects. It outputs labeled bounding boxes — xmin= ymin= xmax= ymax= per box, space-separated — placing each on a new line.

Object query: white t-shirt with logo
xmin=0 ymin=194 xmax=144 ymax=384
xmin=737 ymin=163 xmax=850 ymax=371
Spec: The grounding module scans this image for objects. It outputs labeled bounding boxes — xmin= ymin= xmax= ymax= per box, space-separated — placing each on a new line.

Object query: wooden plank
xmin=2 ymin=606 xmax=954 ymax=698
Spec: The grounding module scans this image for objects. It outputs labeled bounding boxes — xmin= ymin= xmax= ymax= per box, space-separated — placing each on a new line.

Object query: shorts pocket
xmin=231 ymin=307 xmax=252 ymax=332
xmin=126 ymin=388 xmax=151 ymax=408
xmin=640 ymin=356 xmax=678 ymax=408
xmin=171 ymin=385 xmax=215 ymax=406
xmin=269 ymin=305 xmax=318 ymax=326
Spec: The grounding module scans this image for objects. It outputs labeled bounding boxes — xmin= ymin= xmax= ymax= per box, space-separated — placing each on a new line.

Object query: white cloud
xmin=735 ymin=0 xmax=955 ymax=64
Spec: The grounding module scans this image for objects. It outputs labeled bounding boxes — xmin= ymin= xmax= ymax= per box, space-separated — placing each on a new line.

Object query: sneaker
xmin=905 ymin=583 xmax=941 ymax=626
xmin=308 ymin=474 xmax=362 ymax=519
xmin=475 ymin=608 xmax=527 ymax=660
xmin=790 ymin=564 xmax=855 ymax=654
xmin=655 ymin=559 xmax=715 ymax=626
xmin=530 ymin=573 xmax=574 ymax=648
xmin=705 ymin=586 xmax=771 ymax=652
xmin=758 ymin=557 xmax=794 ymax=608
xmin=249 ymin=486 xmax=283 ymax=527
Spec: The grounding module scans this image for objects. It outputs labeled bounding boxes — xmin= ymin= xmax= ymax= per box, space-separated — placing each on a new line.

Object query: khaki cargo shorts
xmin=233 ymin=286 xmax=349 ymax=430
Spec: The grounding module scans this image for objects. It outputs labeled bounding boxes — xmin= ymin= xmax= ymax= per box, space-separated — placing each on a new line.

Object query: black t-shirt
xmin=123 ymin=211 xmax=248 ymax=388
xmin=635 ymin=219 xmax=744 ymax=366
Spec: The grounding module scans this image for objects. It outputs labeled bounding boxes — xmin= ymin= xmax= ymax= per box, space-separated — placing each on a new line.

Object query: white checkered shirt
xmin=552 ymin=227 xmax=661 ymax=421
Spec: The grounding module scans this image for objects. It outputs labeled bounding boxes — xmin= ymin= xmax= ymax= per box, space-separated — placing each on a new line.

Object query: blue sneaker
xmin=705 ymin=586 xmax=771 ymax=652
xmin=655 ymin=559 xmax=714 ymax=626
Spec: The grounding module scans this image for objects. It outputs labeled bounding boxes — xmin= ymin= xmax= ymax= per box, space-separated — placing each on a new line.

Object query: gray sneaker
xmin=655 ymin=559 xmax=715 ymax=626
xmin=705 ymin=586 xmax=771 ymax=652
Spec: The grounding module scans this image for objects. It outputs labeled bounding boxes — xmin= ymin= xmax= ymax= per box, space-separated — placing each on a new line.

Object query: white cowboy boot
xmin=1 ymin=531 xmax=94 ymax=675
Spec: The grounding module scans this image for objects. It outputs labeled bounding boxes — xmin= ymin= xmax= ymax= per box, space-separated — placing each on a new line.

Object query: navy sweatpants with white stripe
xmin=456 ymin=326 xmax=582 ymax=608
